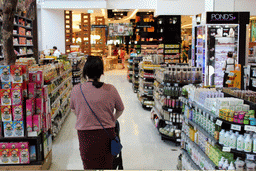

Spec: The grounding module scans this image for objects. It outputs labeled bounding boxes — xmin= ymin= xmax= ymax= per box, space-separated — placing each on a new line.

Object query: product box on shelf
xmin=13 ymin=121 xmax=24 ymax=137
xmin=2 ymin=82 xmax=11 ymax=89
xmin=0 ymin=89 xmax=12 ymax=106
xmin=36 ymin=98 xmax=43 ymax=115
xmin=0 ymin=65 xmax=11 ymax=82
xmin=19 ymin=148 xmax=30 ymax=164
xmin=11 ymin=88 xmax=22 ymax=106
xmin=12 ymin=83 xmax=22 ymax=89
xmin=12 ymin=105 xmax=23 ymax=121
xmin=29 ymin=145 xmax=36 ymax=162
xmin=0 ymin=149 xmax=10 ymax=164
xmin=1 ymin=106 xmax=12 ymax=122
xmin=4 ymin=122 xmax=13 ymax=137
xmin=0 ymin=143 xmax=9 ymax=149
xmin=28 ymin=83 xmax=36 ymax=99
xmin=10 ymin=65 xmax=23 ymax=83
xmin=33 ymin=115 xmax=41 ymax=133
xmin=10 ymin=148 xmax=20 ymax=164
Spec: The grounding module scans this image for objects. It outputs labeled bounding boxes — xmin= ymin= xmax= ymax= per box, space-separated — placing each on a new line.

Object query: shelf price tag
xmin=168 ymin=109 xmax=173 ymax=112
xmin=165 ymin=121 xmax=172 ymax=125
xmin=231 ymin=124 xmax=241 ymax=131
xmin=222 ymin=147 xmax=231 ymax=152
xmin=246 ymin=154 xmax=256 ymax=160
xmin=167 ymin=96 xmax=170 ymax=99
xmin=176 ymin=139 xmax=181 ymax=142
xmin=216 ymin=119 xmax=223 ymax=126
xmin=245 ymin=125 xmax=253 ymax=132
xmin=174 ymin=83 xmax=178 ymax=87
xmin=149 ymin=87 xmax=152 ymax=90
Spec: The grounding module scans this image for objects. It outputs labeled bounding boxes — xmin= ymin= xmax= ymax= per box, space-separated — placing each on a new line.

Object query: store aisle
xmin=50 ymin=69 xmax=180 ymax=170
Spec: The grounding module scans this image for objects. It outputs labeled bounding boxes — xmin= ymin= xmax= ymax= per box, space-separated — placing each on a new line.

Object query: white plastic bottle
xmin=237 ymin=135 xmax=244 ymax=151
xmin=229 ymin=132 xmax=237 ymax=149
xmin=219 ymin=129 xmax=225 ymax=145
xmin=228 ymin=161 xmax=235 ymax=170
xmin=224 ymin=131 xmax=231 ymax=147
xmin=218 ymin=157 xmax=225 ymax=170
xmin=244 ymin=134 xmax=252 ymax=152
xmin=253 ymin=134 xmax=256 ymax=153
xmin=223 ymin=159 xmax=230 ymax=170
xmin=235 ymin=131 xmax=240 ymax=138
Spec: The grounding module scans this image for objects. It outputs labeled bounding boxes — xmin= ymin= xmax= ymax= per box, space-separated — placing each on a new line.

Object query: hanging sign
xmin=206 ymin=12 xmax=239 ymax=24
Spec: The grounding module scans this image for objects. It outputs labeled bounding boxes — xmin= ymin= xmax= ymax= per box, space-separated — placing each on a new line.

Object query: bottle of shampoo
xmin=229 ymin=132 xmax=237 ymax=149
xmin=224 ymin=131 xmax=231 ymax=146
xmin=223 ymin=159 xmax=230 ymax=170
xmin=244 ymin=134 xmax=252 ymax=152
xmin=218 ymin=157 xmax=225 ymax=170
xmin=228 ymin=161 xmax=235 ymax=170
xmin=219 ymin=129 xmax=225 ymax=145
xmin=237 ymin=135 xmax=244 ymax=151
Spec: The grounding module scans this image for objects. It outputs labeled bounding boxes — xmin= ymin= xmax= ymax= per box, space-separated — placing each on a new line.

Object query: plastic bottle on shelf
xmin=235 ymin=159 xmax=245 ymax=171
xmin=223 ymin=159 xmax=230 ymax=170
xmin=244 ymin=134 xmax=252 ymax=152
xmin=237 ymin=134 xmax=245 ymax=151
xmin=224 ymin=131 xmax=231 ymax=146
xmin=218 ymin=157 xmax=225 ymax=170
xmin=246 ymin=162 xmax=256 ymax=171
xmin=253 ymin=134 xmax=256 ymax=153
xmin=228 ymin=161 xmax=236 ymax=170
xmin=235 ymin=131 xmax=240 ymax=138
xmin=219 ymin=129 xmax=225 ymax=145
xmin=229 ymin=132 xmax=237 ymax=149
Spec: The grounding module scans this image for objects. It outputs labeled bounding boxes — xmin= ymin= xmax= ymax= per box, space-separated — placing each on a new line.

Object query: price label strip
xmin=247 ymin=154 xmax=256 ymax=160
xmin=222 ymin=147 xmax=231 ymax=152
xmin=168 ymin=109 xmax=173 ymax=112
xmin=216 ymin=119 xmax=223 ymax=126
xmin=231 ymin=124 xmax=241 ymax=131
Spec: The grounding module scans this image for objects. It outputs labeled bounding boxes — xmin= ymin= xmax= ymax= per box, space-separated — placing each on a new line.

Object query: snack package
xmin=19 ymin=149 xmax=29 ymax=164
xmin=22 ymin=81 xmax=28 ymax=98
xmin=12 ymin=105 xmax=23 ymax=121
xmin=11 ymin=88 xmax=22 ymax=105
xmin=36 ymin=98 xmax=43 ymax=115
xmin=26 ymin=116 xmax=33 ymax=132
xmin=20 ymin=65 xmax=29 ymax=82
xmin=0 ymin=89 xmax=11 ymax=106
xmin=29 ymin=145 xmax=36 ymax=162
xmin=8 ymin=143 xmax=19 ymax=149
xmin=17 ymin=142 xmax=29 ymax=149
xmin=43 ymin=85 xmax=48 ymax=101
xmin=0 ymin=143 xmax=9 ymax=149
xmin=4 ymin=122 xmax=13 ymax=137
xmin=0 ymin=65 xmax=11 ymax=82
xmin=0 ymin=149 xmax=10 ymax=164
xmin=13 ymin=121 xmax=24 ymax=137
xmin=36 ymin=88 xmax=43 ymax=98
xmin=2 ymin=82 xmax=11 ymax=89
xmin=28 ymin=83 xmax=36 ymax=99
xmin=10 ymin=65 xmax=23 ymax=83
xmin=9 ymin=149 xmax=19 ymax=164
xmin=12 ymin=83 xmax=22 ymax=89
xmin=29 ymin=72 xmax=37 ymax=82
xmin=26 ymin=99 xmax=34 ymax=117
xmin=33 ymin=115 xmax=41 ymax=133
xmin=1 ymin=106 xmax=12 ymax=121
xmin=35 ymin=71 xmax=44 ymax=88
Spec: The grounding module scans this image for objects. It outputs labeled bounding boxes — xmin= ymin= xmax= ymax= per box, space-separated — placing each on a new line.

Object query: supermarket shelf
xmin=14 ymin=24 xmax=32 ymax=29
xmin=51 ymin=83 xmax=72 ymax=107
xmin=13 ymin=34 xmax=33 ymax=38
xmin=162 ymin=106 xmax=182 ymax=113
xmin=152 ymin=106 xmax=163 ymax=120
xmin=217 ymin=143 xmax=256 ymax=157
xmin=13 ymin=44 xmax=33 ymax=46
xmin=59 ymin=108 xmax=71 ymax=127
xmin=51 ymin=92 xmax=71 ymax=120
xmin=51 ymin=68 xmax=72 ymax=83
xmin=50 ymin=76 xmax=72 ymax=95
xmin=182 ymin=132 xmax=217 ymax=169
xmin=184 ymin=117 xmax=217 ymax=145
xmin=181 ymin=149 xmax=201 ymax=170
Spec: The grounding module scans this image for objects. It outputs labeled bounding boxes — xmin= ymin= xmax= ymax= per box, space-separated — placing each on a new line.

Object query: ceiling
xmin=72 ymin=9 xmax=193 ymax=32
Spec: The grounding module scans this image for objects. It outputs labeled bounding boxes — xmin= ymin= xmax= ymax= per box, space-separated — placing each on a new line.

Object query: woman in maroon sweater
xmin=70 ymin=56 xmax=124 ymax=169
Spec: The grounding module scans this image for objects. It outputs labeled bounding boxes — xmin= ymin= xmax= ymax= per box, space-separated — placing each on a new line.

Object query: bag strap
xmin=80 ymin=84 xmax=113 ymax=139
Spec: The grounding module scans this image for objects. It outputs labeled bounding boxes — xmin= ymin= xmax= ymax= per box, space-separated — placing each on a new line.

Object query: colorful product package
xmin=26 ymin=116 xmax=33 ymax=133
xmin=9 ymin=149 xmax=19 ymax=164
xmin=2 ymin=82 xmax=11 ymax=89
xmin=33 ymin=115 xmax=41 ymax=133
xmin=26 ymin=99 xmax=34 ymax=117
xmin=28 ymin=83 xmax=36 ymax=99
xmin=0 ymin=149 xmax=10 ymax=164
xmin=43 ymin=85 xmax=48 ymax=101
xmin=4 ymin=122 xmax=13 ymax=137
xmin=12 ymin=83 xmax=22 ymax=89
xmin=0 ymin=89 xmax=11 ymax=106
xmin=22 ymin=81 xmax=28 ymax=98
xmin=17 ymin=142 xmax=29 ymax=149
xmin=0 ymin=65 xmax=11 ymax=82
xmin=36 ymin=71 xmax=44 ymax=88
xmin=29 ymin=72 xmax=37 ymax=82
xmin=13 ymin=121 xmax=24 ymax=137
xmin=12 ymin=105 xmax=23 ymax=121
xmin=20 ymin=65 xmax=29 ymax=82
xmin=0 ymin=143 xmax=9 ymax=149
xmin=1 ymin=106 xmax=12 ymax=121
xmin=36 ymin=98 xmax=43 ymax=115
xmin=29 ymin=145 xmax=36 ymax=162
xmin=11 ymin=88 xmax=22 ymax=105
xmin=10 ymin=65 xmax=23 ymax=83
xmin=8 ymin=143 xmax=19 ymax=149
xmin=19 ymin=149 xmax=29 ymax=164
xmin=36 ymin=88 xmax=43 ymax=98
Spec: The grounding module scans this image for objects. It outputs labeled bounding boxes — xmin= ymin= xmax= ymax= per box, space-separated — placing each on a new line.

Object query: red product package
xmin=36 ymin=98 xmax=43 ymax=115
xmin=0 ymin=143 xmax=9 ymax=149
xmin=0 ymin=149 xmax=10 ymax=164
xmin=35 ymin=71 xmax=44 ymax=88
xmin=19 ymin=149 xmax=29 ymax=164
xmin=1 ymin=106 xmax=12 ymax=122
xmin=8 ymin=143 xmax=19 ymax=149
xmin=17 ymin=142 xmax=29 ymax=149
xmin=28 ymin=83 xmax=36 ymax=99
xmin=12 ymin=83 xmax=23 ymax=89
xmin=12 ymin=105 xmax=23 ymax=121
xmin=10 ymin=149 xmax=19 ymax=164
xmin=20 ymin=65 xmax=29 ymax=82
xmin=10 ymin=65 xmax=23 ymax=83
xmin=0 ymin=89 xmax=11 ymax=106
xmin=23 ymin=81 xmax=28 ymax=98
xmin=11 ymin=88 xmax=22 ymax=106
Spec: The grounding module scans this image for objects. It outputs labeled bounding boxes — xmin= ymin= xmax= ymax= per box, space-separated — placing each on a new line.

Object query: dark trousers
xmin=77 ymin=128 xmax=115 ymax=170
xmin=223 ymin=73 xmax=229 ymax=87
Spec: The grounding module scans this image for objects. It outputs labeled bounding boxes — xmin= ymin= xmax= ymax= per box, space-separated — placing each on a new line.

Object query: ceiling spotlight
xmin=121 ymin=13 xmax=123 ymax=16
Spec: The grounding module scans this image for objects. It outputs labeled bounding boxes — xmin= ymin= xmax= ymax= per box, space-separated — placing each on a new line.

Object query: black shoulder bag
xmin=80 ymin=84 xmax=123 ymax=156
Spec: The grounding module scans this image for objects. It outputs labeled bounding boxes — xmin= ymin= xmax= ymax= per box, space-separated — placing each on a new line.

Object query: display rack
xmin=127 ymin=54 xmax=136 ymax=83
xmin=71 ymin=56 xmax=86 ymax=86
xmin=64 ymin=10 xmax=72 ymax=54
xmin=157 ymin=44 xmax=181 ymax=64
xmin=132 ymin=57 xmax=143 ymax=93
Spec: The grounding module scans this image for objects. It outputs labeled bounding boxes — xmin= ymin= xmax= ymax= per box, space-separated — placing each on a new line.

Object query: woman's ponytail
xmin=92 ymin=77 xmax=103 ymax=88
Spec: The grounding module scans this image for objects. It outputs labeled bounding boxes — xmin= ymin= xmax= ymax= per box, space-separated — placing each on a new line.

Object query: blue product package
xmin=13 ymin=121 xmax=24 ymax=137
xmin=4 ymin=121 xmax=13 ymax=137
xmin=1 ymin=82 xmax=11 ymax=89
xmin=0 ymin=66 xmax=11 ymax=82
xmin=29 ymin=145 xmax=36 ymax=161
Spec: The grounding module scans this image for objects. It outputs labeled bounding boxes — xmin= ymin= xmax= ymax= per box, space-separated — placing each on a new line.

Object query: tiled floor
xmin=50 ymin=69 xmax=180 ymax=170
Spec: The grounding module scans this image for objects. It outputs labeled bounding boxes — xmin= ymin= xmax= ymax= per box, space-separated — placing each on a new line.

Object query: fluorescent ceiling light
xmin=124 ymin=9 xmax=138 ymax=21
xmin=101 ymin=9 xmax=105 ymax=16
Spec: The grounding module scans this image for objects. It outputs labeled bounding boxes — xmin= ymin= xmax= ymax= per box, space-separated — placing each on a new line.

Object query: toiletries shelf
xmin=180 ymin=97 xmax=218 ymax=119
xmin=162 ymin=106 xmax=182 ymax=113
xmin=181 ymin=149 xmax=201 ymax=170
xmin=183 ymin=117 xmax=217 ymax=145
xmin=217 ymin=143 xmax=256 ymax=157
xmin=182 ymin=132 xmax=217 ymax=169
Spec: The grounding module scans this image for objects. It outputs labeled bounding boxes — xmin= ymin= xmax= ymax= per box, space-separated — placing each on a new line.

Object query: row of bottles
xmin=219 ymin=130 xmax=256 ymax=153
xmin=219 ymin=157 xmax=256 ymax=171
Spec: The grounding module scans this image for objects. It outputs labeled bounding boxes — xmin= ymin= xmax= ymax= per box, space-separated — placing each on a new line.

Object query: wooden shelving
xmin=64 ymin=10 xmax=73 ymax=54
xmin=81 ymin=13 xmax=91 ymax=55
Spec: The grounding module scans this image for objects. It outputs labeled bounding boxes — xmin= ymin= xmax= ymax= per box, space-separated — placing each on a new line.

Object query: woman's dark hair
xmin=53 ymin=46 xmax=57 ymax=50
xmin=227 ymin=51 xmax=233 ymax=58
xmin=83 ymin=56 xmax=104 ymax=88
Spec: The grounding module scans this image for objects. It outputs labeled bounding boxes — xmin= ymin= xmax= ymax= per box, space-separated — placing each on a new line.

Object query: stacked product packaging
xmin=181 ymin=85 xmax=256 ymax=170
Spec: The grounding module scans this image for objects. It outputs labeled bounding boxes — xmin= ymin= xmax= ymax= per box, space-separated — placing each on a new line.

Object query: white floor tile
xmin=51 ymin=69 xmax=180 ymax=170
